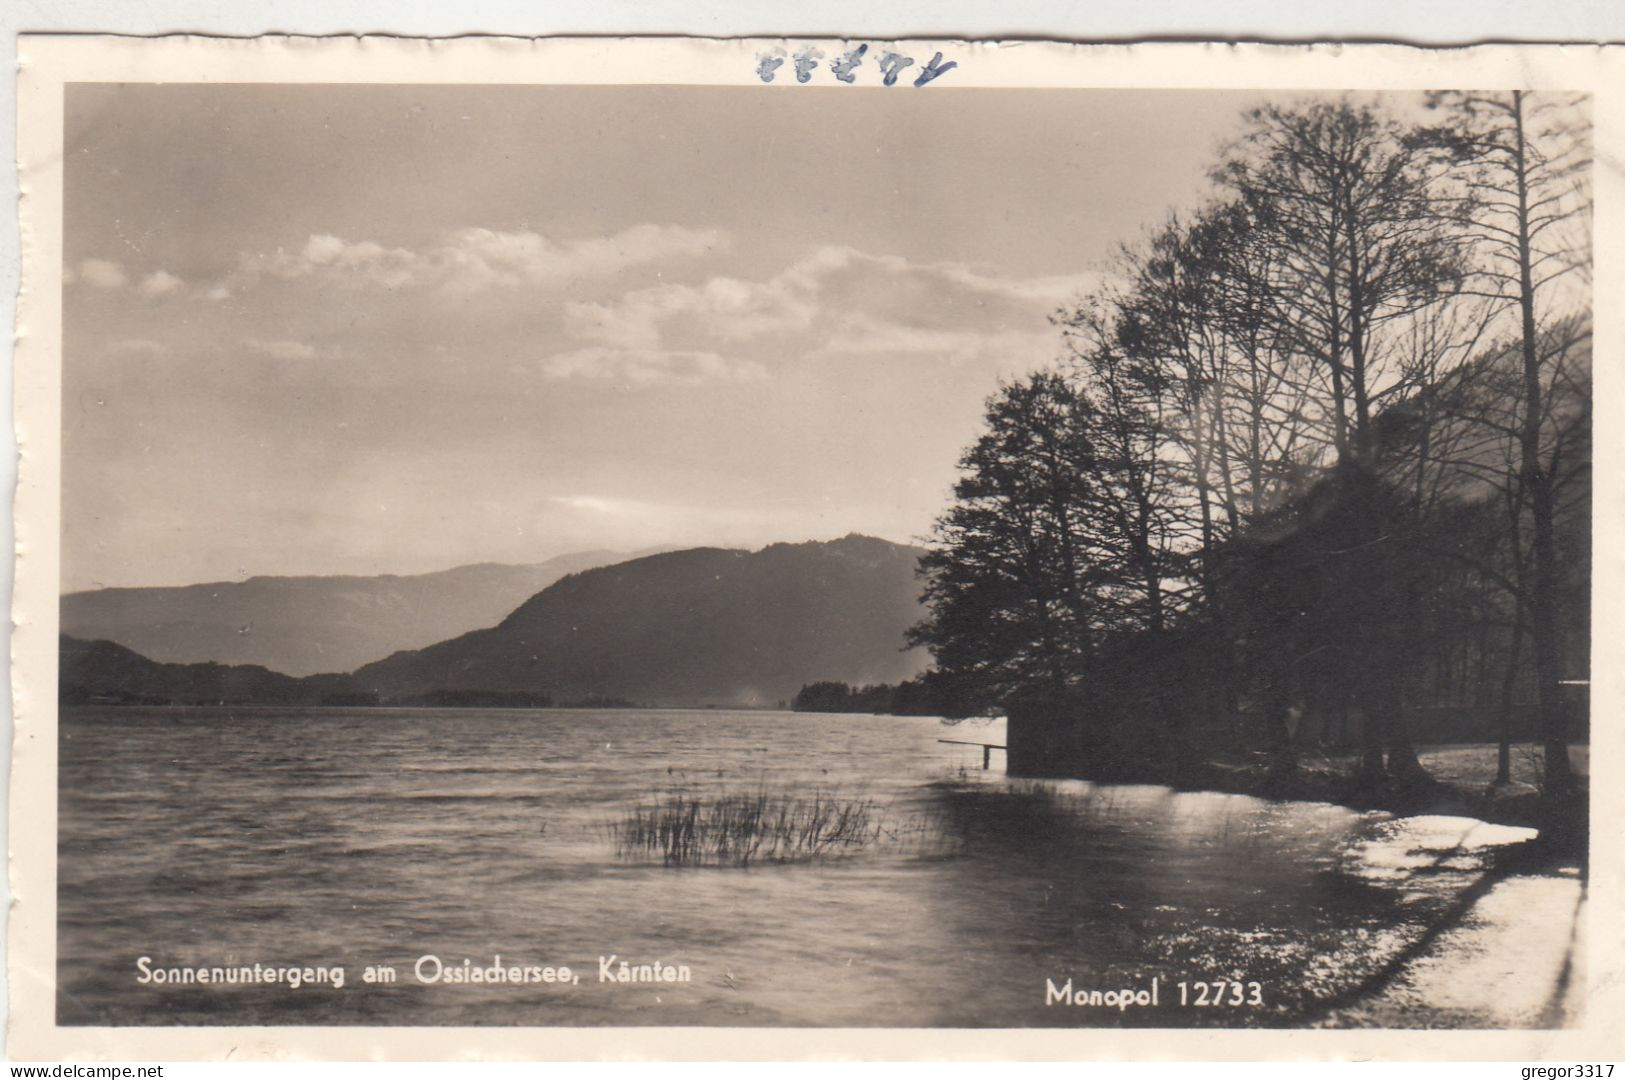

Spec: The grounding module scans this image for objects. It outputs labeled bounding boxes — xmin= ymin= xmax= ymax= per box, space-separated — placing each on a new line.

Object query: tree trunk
xmin=1385 ymin=578 xmax=1429 ymax=783
xmin=1357 ymin=722 xmax=1385 ymax=784
xmin=1384 ymin=710 xmax=1427 ymax=784
xmin=1356 ymin=693 xmax=1385 ymax=784
xmin=1497 ymin=617 xmax=1525 ymax=786
xmin=1510 ymin=90 xmax=1574 ymax=796
xmin=1344 ymin=193 xmax=1373 ymax=462
xmin=1324 ymin=261 xmax=1350 ymax=461
xmin=1263 ymin=672 xmax=1297 ymax=774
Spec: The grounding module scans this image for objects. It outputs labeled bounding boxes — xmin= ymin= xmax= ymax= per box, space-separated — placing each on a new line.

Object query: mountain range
xmin=354 ymin=535 xmax=930 ymax=707
xmin=59 ymin=635 xmax=357 ymax=707
xmin=61 ymin=535 xmax=933 ymax=709
xmin=60 ymin=551 xmax=636 ymax=676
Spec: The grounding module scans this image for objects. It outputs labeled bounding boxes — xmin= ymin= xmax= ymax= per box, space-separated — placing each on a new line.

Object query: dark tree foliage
xmin=908 ymin=374 xmax=1100 ymax=709
xmin=908 ymin=371 xmax=1193 ymax=715
xmin=789 ymin=675 xmax=978 ymax=717
xmin=910 ymin=94 xmax=1590 ymax=806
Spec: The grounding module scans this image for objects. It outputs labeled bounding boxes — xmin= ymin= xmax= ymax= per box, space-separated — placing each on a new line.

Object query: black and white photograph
xmin=10 ymin=36 xmax=1619 ymax=1058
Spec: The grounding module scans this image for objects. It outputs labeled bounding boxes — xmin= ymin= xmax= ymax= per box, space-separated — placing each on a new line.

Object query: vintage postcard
xmin=9 ymin=35 xmax=1624 ymax=1061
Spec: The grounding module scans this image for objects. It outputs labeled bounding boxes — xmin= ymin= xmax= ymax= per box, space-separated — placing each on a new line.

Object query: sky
xmin=62 ymin=83 xmax=1265 ymax=591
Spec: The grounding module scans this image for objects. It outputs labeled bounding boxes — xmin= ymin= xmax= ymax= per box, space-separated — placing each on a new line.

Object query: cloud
xmin=69 ymin=260 xmax=195 ymax=300
xmin=563 ymin=270 xmax=816 ymax=349
xmin=78 ymin=259 xmax=128 ymax=289
xmin=809 ymin=316 xmax=1059 ymax=370
xmin=264 ymin=235 xmax=419 ymax=290
xmin=935 ymin=265 xmax=1085 ymax=309
xmin=536 ymin=346 xmax=767 ymax=385
xmin=136 ymin=270 xmax=184 ymax=299
xmin=243 ymin=338 xmax=325 ymax=361
xmin=240 ymin=223 xmax=729 ymax=295
xmin=548 ymin=494 xmax=653 ymax=517
xmin=562 ymin=245 xmax=1090 ymax=369
xmin=546 ymin=494 xmax=781 ymax=533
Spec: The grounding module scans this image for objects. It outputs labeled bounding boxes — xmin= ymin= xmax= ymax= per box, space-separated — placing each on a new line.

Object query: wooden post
xmin=936 ymin=739 xmax=1006 ymax=772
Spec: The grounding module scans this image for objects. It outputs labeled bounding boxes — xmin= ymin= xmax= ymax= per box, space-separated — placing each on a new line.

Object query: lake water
xmin=58 ymin=706 xmax=1537 ymax=1027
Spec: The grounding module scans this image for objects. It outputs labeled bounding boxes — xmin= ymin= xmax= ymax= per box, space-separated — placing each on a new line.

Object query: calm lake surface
xmin=58 ymin=706 xmax=1534 ymax=1027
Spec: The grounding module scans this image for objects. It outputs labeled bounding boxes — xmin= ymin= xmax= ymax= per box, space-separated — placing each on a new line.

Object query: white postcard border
xmin=11 ymin=34 xmax=1624 ymax=1061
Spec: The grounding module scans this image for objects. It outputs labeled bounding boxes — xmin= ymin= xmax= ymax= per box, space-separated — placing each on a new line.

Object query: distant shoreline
xmin=59 ymin=701 xmax=959 ymax=716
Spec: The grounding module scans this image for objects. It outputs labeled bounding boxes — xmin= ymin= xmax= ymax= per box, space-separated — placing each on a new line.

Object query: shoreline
xmin=1148 ymin=743 xmax=1590 ymax=850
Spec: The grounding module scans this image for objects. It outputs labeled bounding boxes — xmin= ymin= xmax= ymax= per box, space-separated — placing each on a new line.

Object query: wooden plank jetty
xmin=937 ymin=738 xmax=1007 ymax=770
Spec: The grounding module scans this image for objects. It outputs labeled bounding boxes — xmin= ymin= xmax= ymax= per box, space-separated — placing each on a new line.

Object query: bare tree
xmin=1416 ymin=90 xmax=1592 ymax=795
xmin=1217 ymin=99 xmax=1467 ymax=465
xmin=1215 ymin=98 xmax=1471 ymax=782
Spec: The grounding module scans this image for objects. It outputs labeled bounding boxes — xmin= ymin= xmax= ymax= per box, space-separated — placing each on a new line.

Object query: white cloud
xmin=136 ymin=270 xmax=184 ymax=299
xmin=562 ymin=245 xmax=1091 ymax=369
xmin=242 ymin=223 xmax=728 ymax=294
xmin=810 ymin=316 xmax=1059 ymax=370
xmin=563 ymin=272 xmax=815 ymax=349
xmin=936 ymin=264 xmax=1087 ymax=309
xmin=78 ymin=259 xmax=128 ymax=289
xmin=549 ymin=494 xmax=652 ymax=517
xmin=546 ymin=494 xmax=783 ymax=533
xmin=536 ymin=346 xmax=767 ymax=385
xmin=71 ymin=261 xmax=203 ymax=300
xmin=265 ymin=234 xmax=418 ymax=290
xmin=243 ymin=338 xmax=325 ymax=361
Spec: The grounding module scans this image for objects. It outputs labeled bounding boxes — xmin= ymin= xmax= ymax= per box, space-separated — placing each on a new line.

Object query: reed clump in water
xmin=614 ymin=789 xmax=903 ymax=866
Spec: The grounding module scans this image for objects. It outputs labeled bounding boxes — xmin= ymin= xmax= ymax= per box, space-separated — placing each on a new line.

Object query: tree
xmin=1421 ymin=318 xmax=1593 ymax=787
xmin=1186 ymin=199 xmax=1326 ymax=527
xmin=1414 ymin=90 xmax=1592 ymax=795
xmin=1104 ymin=213 xmax=1233 ymax=598
xmin=1215 ymin=98 xmax=1471 ymax=782
xmin=910 ymin=374 xmax=1100 ymax=707
xmin=1062 ymin=313 xmax=1195 ymax=636
xmin=911 ymin=366 xmax=1189 ymax=710
xmin=914 ymin=94 xmax=1591 ymax=810
xmin=1089 ymin=203 xmax=1327 ymax=734
xmin=1217 ymin=99 xmax=1468 ymax=465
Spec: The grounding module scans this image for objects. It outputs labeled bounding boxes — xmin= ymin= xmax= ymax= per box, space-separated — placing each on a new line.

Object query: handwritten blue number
xmin=913 ymin=52 xmax=957 ymax=87
xmin=756 ymin=54 xmax=785 ymax=83
xmin=876 ymin=51 xmax=915 ymax=87
xmin=793 ymin=47 xmax=824 ymax=84
xmin=830 ymin=44 xmax=868 ymax=84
